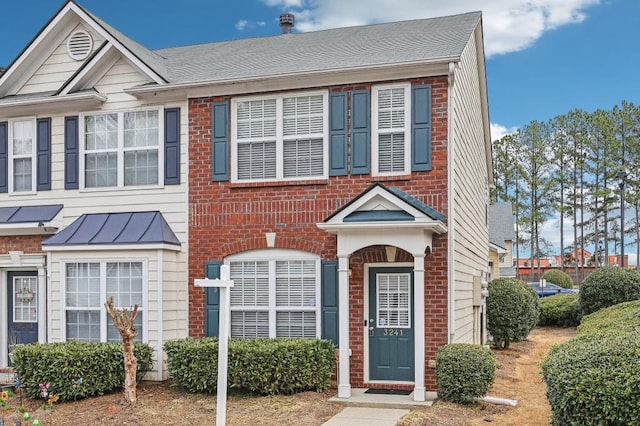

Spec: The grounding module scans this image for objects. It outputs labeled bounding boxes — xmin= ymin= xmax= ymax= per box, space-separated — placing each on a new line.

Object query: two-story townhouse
xmin=181 ymin=14 xmax=492 ymax=401
xmin=0 ymin=1 xmax=190 ymax=380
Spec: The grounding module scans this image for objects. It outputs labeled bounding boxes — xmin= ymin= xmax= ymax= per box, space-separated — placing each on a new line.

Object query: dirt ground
xmin=0 ymin=327 xmax=575 ymax=425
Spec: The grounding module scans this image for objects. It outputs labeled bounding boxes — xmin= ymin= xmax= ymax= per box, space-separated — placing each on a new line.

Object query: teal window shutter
xmin=329 ymin=92 xmax=348 ymax=176
xmin=351 ymin=90 xmax=371 ymax=174
xmin=64 ymin=116 xmax=79 ymax=189
xmin=212 ymin=101 xmax=229 ymax=181
xmin=164 ymin=107 xmax=181 ymax=185
xmin=205 ymin=261 xmax=222 ymax=337
xmin=321 ymin=260 xmax=339 ymax=346
xmin=411 ymin=84 xmax=432 ymax=171
xmin=0 ymin=122 xmax=7 ymax=193
xmin=36 ymin=118 xmax=52 ymax=191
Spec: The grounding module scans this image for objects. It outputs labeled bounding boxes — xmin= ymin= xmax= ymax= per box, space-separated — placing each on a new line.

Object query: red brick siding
xmin=0 ymin=235 xmax=46 ymax=254
xmin=188 ymin=77 xmax=450 ymax=391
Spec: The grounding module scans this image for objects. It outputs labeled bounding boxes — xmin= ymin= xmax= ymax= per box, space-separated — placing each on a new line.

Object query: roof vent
xmin=67 ymin=30 xmax=93 ymax=61
xmin=279 ymin=13 xmax=295 ymax=34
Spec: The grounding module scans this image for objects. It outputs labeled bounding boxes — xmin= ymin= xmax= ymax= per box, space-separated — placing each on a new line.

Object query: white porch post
xmin=337 ymin=254 xmax=351 ymax=398
xmin=413 ymin=254 xmax=426 ymax=402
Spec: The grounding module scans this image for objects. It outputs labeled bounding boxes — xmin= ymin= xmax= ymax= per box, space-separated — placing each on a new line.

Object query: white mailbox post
xmin=194 ymin=265 xmax=234 ymax=425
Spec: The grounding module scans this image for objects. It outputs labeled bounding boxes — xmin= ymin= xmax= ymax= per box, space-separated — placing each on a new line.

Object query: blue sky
xmin=0 ymin=0 xmax=638 ymax=259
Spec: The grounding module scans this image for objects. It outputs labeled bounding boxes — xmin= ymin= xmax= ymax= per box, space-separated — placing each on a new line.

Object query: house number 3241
xmin=383 ymin=329 xmax=403 ymax=336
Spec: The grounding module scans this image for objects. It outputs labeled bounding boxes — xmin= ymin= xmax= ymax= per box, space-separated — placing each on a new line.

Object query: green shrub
xmin=542 ymin=269 xmax=573 ymax=289
xmin=487 ymin=278 xmax=540 ymax=348
xmin=543 ymin=301 xmax=640 ymax=425
xmin=12 ymin=341 xmax=153 ymax=402
xmin=436 ymin=344 xmax=496 ymax=405
xmin=542 ymin=330 xmax=640 ymax=425
xmin=579 ymin=266 xmax=640 ymax=315
xmin=538 ymin=293 xmax=581 ymax=327
xmin=577 ymin=300 xmax=640 ymax=336
xmin=164 ymin=338 xmax=335 ymax=395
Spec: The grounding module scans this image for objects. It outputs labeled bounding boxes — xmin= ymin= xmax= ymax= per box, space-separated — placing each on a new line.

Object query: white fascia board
xmin=126 ymin=60 xmax=453 ymax=102
xmin=489 ymin=242 xmax=508 ymax=254
xmin=42 ymin=243 xmax=182 ymax=252
xmin=0 ymin=92 xmax=107 ymax=118
xmin=316 ymin=221 xmax=447 ymax=235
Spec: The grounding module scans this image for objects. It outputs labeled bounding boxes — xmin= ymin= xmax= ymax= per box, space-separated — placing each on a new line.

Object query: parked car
xmin=527 ymin=282 xmax=579 ymax=297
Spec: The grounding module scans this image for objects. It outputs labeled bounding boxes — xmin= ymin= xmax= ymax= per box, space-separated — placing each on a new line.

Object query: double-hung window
xmin=82 ymin=109 xmax=161 ymax=188
xmin=9 ymin=118 xmax=36 ymax=193
xmin=64 ymin=261 xmax=145 ymax=342
xmin=372 ymin=83 xmax=411 ymax=176
xmin=227 ymin=250 xmax=320 ymax=339
xmin=232 ymin=91 xmax=328 ymax=182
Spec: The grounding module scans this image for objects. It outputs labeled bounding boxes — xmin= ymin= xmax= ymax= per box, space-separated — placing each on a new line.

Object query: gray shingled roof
xmin=154 ymin=12 xmax=480 ymax=84
xmin=74 ymin=11 xmax=470 ymax=87
xmin=489 ymin=202 xmax=514 ymax=246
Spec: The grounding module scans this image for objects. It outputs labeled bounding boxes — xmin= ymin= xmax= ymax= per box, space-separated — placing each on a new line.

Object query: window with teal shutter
xmin=411 ymin=84 xmax=432 ymax=171
xmin=212 ymin=101 xmax=229 ymax=181
xmin=351 ymin=90 xmax=371 ymax=175
xmin=329 ymin=92 xmax=347 ymax=176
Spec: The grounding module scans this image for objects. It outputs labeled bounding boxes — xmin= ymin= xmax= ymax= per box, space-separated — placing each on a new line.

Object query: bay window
xmin=64 ymin=261 xmax=145 ymax=342
xmin=232 ymin=91 xmax=327 ymax=182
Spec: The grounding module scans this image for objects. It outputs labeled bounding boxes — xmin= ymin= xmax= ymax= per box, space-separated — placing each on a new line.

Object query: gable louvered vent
xmin=66 ymin=30 xmax=93 ymax=61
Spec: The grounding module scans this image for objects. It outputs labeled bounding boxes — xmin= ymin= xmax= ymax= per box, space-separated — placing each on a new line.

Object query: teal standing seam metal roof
xmin=42 ymin=211 xmax=180 ymax=247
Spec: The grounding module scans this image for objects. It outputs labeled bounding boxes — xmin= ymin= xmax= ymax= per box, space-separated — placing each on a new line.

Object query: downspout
xmin=447 ymin=61 xmax=457 ymax=343
xmin=46 ymin=251 xmax=53 ymax=342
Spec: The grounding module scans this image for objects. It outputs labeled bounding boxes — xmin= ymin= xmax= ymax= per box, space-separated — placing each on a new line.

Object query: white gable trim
xmin=0 ymin=91 xmax=107 ymax=117
xmin=323 ymin=185 xmax=436 ymax=224
xmin=58 ymin=42 xmax=121 ymax=95
xmin=0 ymin=2 xmax=165 ymax=98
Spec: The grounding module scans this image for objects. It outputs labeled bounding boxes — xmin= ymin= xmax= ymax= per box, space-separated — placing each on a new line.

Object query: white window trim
xmin=78 ymin=107 xmax=164 ymax=191
xmin=12 ymin=276 xmax=38 ymax=324
xmin=230 ymin=90 xmax=329 ymax=183
xmin=224 ymin=249 xmax=321 ymax=338
xmin=60 ymin=258 xmax=148 ymax=343
xmin=371 ymin=83 xmax=412 ymax=176
xmin=8 ymin=117 xmax=37 ymax=195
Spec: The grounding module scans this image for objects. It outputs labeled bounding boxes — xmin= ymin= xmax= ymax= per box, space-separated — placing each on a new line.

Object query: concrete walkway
xmin=322 ymin=407 xmax=410 ymax=426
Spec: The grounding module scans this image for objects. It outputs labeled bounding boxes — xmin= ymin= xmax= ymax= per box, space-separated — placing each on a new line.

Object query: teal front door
xmin=368 ymin=267 xmax=414 ymax=381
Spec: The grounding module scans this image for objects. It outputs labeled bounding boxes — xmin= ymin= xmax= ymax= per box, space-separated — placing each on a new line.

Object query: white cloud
xmin=261 ymin=0 xmax=600 ymax=56
xmin=490 ymin=122 xmax=518 ymax=141
xmin=235 ymin=19 xmax=248 ymax=31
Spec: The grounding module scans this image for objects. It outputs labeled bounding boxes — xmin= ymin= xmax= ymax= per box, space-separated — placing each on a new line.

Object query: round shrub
xmin=542 ymin=269 xmax=573 ymax=289
xmin=436 ymin=343 xmax=496 ymax=405
xmin=577 ymin=300 xmax=640 ymax=336
xmin=487 ymin=278 xmax=540 ymax=348
xmin=542 ymin=330 xmax=640 ymax=425
xmin=579 ymin=266 xmax=640 ymax=315
xmin=538 ymin=293 xmax=581 ymax=327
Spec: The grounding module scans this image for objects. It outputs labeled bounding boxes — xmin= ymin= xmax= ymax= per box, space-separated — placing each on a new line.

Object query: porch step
xmin=0 ymin=369 xmax=15 ymax=385
xmin=328 ymin=388 xmax=434 ymax=409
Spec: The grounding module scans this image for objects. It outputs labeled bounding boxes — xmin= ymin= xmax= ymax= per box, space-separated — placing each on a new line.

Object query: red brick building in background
xmin=186 ymin=12 xmax=492 ymax=401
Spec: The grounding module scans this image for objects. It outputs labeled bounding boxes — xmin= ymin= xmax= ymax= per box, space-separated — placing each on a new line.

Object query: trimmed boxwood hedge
xmin=538 ymin=293 xmax=580 ymax=327
xmin=542 ymin=269 xmax=573 ymax=289
xmin=12 ymin=341 xmax=153 ymax=402
xmin=436 ymin=344 xmax=496 ymax=405
xmin=579 ymin=266 xmax=640 ymax=315
xmin=164 ymin=338 xmax=335 ymax=395
xmin=487 ymin=278 xmax=540 ymax=348
xmin=542 ymin=301 xmax=640 ymax=425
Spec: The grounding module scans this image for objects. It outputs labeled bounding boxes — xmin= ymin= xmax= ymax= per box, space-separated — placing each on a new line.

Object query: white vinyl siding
xmin=63 ymin=261 xmax=145 ymax=343
xmin=81 ymin=109 xmax=161 ymax=189
xmin=227 ymin=250 xmax=320 ymax=339
xmin=232 ymin=91 xmax=328 ymax=183
xmin=372 ymin=84 xmax=411 ymax=176
xmin=9 ymin=118 xmax=36 ymax=193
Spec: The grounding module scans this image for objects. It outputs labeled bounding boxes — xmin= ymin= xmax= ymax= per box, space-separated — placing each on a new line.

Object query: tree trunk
xmin=105 ymin=296 xmax=139 ymax=404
